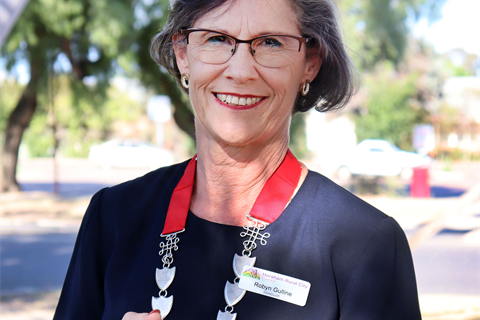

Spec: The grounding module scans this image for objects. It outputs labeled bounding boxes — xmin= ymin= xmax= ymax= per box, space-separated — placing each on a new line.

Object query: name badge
xmin=238 ymin=266 xmax=311 ymax=306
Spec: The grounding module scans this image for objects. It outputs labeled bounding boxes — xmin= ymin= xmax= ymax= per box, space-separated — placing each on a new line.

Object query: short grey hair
xmin=150 ymin=0 xmax=356 ymax=113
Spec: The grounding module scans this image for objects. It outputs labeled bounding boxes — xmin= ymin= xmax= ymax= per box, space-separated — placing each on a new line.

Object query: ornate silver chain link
xmin=159 ymin=232 xmax=182 ymax=268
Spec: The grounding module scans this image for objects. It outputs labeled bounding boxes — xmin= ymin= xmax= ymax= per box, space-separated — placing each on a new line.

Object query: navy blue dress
xmin=54 ymin=160 xmax=421 ymax=319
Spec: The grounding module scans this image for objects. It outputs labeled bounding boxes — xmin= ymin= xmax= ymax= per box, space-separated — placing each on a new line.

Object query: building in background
xmin=432 ymin=76 xmax=480 ymax=160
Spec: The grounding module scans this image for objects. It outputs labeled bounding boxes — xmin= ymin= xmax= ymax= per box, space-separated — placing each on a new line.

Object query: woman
xmin=54 ymin=0 xmax=422 ymax=319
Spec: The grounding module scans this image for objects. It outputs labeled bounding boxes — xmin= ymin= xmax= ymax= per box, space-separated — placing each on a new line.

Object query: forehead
xmin=192 ymin=0 xmax=300 ymax=37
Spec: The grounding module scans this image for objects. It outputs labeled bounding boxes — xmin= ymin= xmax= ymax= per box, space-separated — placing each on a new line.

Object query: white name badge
xmin=238 ymin=266 xmax=311 ymax=306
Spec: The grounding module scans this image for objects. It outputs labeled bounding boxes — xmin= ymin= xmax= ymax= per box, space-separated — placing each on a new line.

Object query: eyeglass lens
xmin=187 ymin=31 xmax=303 ymax=68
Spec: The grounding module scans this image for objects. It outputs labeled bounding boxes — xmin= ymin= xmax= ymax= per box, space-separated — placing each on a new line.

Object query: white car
xmin=89 ymin=139 xmax=174 ymax=170
xmin=335 ymin=139 xmax=432 ymax=179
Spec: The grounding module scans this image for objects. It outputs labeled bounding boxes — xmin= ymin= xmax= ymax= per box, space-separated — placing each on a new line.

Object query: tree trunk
xmin=1 ymin=58 xmax=41 ymax=192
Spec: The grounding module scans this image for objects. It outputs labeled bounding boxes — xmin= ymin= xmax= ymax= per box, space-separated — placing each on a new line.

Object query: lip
xmin=213 ymin=92 xmax=265 ymax=110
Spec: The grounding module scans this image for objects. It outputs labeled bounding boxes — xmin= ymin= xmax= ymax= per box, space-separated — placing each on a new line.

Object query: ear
xmin=302 ymin=50 xmax=322 ymax=83
xmin=173 ymin=33 xmax=190 ymax=75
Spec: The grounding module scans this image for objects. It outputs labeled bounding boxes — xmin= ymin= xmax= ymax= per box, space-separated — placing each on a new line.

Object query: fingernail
xmin=149 ymin=309 xmax=161 ymax=315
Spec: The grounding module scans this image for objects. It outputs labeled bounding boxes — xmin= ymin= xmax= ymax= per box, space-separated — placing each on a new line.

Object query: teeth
xmin=216 ymin=94 xmax=261 ymax=106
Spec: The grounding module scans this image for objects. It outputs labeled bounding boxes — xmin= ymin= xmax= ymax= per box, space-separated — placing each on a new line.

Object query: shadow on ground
xmin=0 ymin=233 xmax=77 ymax=295
xmin=20 ymin=182 xmax=110 ymax=197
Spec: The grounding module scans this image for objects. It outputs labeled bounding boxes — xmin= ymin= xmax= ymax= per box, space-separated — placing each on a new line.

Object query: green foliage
xmin=22 ymin=113 xmax=53 ymax=157
xmin=437 ymin=149 xmax=480 ymax=162
xmin=18 ymin=74 xmax=145 ymax=157
xmin=443 ymin=59 xmax=475 ymax=77
xmin=2 ymin=0 xmax=138 ymax=91
xmin=289 ymin=113 xmax=309 ymax=159
xmin=339 ymin=0 xmax=446 ymax=69
xmin=35 ymin=0 xmax=84 ymax=37
xmin=0 ymin=80 xmax=24 ymax=138
xmin=1 ymin=0 xmax=165 ymax=160
xmin=354 ymin=63 xmax=429 ymax=150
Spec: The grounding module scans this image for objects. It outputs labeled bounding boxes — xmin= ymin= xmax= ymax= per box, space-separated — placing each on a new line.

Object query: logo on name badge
xmin=242 ymin=267 xmax=261 ymax=279
xmin=238 ymin=266 xmax=311 ymax=306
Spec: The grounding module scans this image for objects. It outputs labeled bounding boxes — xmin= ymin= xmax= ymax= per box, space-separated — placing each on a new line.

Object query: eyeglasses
xmin=180 ymin=28 xmax=310 ymax=68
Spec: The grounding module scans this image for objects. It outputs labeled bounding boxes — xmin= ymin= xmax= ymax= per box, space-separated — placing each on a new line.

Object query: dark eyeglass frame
xmin=179 ymin=28 xmax=311 ymax=56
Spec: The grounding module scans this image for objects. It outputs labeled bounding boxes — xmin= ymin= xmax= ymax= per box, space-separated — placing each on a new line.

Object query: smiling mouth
xmin=215 ymin=93 xmax=263 ymax=106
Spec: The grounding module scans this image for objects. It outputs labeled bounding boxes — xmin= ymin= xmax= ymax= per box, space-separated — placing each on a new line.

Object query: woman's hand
xmin=122 ymin=309 xmax=162 ymax=320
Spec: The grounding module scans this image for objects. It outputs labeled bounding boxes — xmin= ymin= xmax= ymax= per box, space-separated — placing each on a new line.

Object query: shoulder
xmin=97 ymin=159 xmax=189 ymax=209
xmin=102 ymin=160 xmax=189 ymax=201
xmin=302 ymin=170 xmax=393 ymax=228
xmin=303 ymin=170 xmax=406 ymax=243
xmin=302 ymin=171 xmax=413 ymax=295
xmin=84 ymin=160 xmax=190 ymax=233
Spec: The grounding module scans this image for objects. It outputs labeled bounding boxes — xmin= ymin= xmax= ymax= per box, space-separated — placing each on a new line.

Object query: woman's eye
xmin=207 ymin=36 xmax=227 ymax=43
xmin=262 ymin=38 xmax=282 ymax=47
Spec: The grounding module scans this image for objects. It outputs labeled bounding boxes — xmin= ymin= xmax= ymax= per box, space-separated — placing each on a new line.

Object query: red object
xmin=410 ymin=167 xmax=430 ymax=198
xmin=148 ymin=309 xmax=161 ymax=315
xmin=162 ymin=150 xmax=302 ymax=235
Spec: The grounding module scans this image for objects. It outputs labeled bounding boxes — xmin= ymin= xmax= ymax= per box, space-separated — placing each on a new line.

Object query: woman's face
xmin=175 ymin=0 xmax=320 ymax=148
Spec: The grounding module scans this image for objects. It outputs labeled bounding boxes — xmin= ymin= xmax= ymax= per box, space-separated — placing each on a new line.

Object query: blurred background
xmin=0 ymin=0 xmax=478 ymax=319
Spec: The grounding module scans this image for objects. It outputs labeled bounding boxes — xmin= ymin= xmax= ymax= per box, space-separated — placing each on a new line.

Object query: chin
xmin=216 ymin=128 xmax=279 ymax=149
xmin=214 ymin=133 xmax=258 ymax=147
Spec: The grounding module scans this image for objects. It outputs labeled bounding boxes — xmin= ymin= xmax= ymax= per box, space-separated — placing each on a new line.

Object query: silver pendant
xmin=151 ymin=295 xmax=173 ymax=318
xmin=155 ymin=267 xmax=176 ymax=290
xmin=233 ymin=253 xmax=256 ymax=277
xmin=151 ymin=267 xmax=176 ymax=318
xmin=217 ymin=253 xmax=256 ymax=318
xmin=217 ymin=310 xmax=237 ymax=320
xmin=224 ymin=281 xmax=246 ymax=306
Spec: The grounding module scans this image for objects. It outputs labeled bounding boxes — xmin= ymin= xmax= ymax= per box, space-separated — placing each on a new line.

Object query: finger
xmin=122 ymin=312 xmax=149 ymax=320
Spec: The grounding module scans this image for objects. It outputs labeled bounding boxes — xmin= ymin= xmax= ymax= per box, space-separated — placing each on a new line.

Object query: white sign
xmin=147 ymin=95 xmax=172 ymax=123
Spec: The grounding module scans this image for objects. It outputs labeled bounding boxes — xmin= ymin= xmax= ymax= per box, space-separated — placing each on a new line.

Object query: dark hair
xmin=150 ymin=0 xmax=356 ymax=113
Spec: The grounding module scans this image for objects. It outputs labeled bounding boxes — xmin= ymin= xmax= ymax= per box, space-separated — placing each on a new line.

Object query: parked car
xmin=89 ymin=139 xmax=173 ymax=170
xmin=335 ymin=139 xmax=432 ymax=179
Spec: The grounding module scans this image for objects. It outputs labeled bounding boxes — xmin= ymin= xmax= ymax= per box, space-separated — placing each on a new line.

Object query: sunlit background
xmin=1 ymin=0 xmax=479 ymax=319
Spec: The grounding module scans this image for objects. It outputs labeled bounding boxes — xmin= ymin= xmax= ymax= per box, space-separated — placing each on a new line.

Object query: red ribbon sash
xmin=162 ymin=150 xmax=301 ymax=235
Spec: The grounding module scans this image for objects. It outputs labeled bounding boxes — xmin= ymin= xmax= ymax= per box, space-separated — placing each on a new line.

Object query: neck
xmin=191 ymin=137 xmax=290 ymax=227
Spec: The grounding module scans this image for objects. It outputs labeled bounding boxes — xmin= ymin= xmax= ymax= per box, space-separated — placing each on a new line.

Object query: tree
xmin=2 ymin=0 xmax=131 ymax=191
xmin=354 ymin=62 xmax=430 ymax=150
xmin=338 ymin=0 xmax=446 ymax=70
xmin=1 ymin=0 xmax=194 ymax=192
xmin=336 ymin=0 xmax=446 ymax=151
xmin=127 ymin=1 xmax=195 ymax=139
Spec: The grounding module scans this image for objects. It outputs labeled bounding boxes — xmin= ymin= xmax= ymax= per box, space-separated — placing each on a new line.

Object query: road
xmin=413 ymin=232 xmax=479 ymax=296
xmin=1 ymin=232 xmax=78 ymax=295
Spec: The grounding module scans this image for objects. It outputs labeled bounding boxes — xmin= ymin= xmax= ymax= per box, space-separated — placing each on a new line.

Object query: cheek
xmin=268 ymin=65 xmax=303 ymax=96
xmin=188 ymin=69 xmax=216 ymax=116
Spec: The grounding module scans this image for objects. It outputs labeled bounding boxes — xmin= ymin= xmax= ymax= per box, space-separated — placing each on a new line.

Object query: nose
xmin=223 ymin=42 xmax=259 ymax=83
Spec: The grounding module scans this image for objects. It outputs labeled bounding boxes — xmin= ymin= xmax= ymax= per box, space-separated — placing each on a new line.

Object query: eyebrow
xmin=201 ymin=26 xmax=231 ymax=35
xmin=192 ymin=27 xmax=301 ymax=39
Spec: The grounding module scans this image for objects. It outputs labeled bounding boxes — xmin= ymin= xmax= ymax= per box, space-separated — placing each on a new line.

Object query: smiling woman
xmin=53 ymin=0 xmax=422 ymax=319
